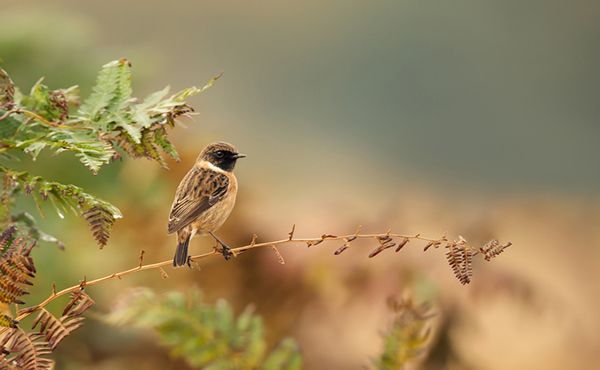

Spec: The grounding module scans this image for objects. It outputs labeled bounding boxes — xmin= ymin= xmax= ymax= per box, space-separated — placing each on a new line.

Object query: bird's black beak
xmin=232 ymin=153 xmax=247 ymax=159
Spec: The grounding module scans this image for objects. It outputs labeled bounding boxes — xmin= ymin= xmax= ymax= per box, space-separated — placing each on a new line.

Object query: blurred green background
xmin=1 ymin=1 xmax=599 ymax=369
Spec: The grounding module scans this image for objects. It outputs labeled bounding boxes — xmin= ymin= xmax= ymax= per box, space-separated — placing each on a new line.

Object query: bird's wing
xmin=167 ymin=166 xmax=230 ymax=234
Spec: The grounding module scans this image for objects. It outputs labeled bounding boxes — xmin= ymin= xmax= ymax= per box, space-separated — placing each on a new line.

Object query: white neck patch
xmin=204 ymin=161 xmax=226 ymax=173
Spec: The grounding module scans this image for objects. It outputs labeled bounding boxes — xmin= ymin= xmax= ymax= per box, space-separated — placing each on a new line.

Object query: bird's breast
xmin=191 ymin=175 xmax=238 ymax=236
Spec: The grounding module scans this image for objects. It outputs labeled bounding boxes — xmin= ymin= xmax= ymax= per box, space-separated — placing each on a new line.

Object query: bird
xmin=167 ymin=141 xmax=246 ymax=267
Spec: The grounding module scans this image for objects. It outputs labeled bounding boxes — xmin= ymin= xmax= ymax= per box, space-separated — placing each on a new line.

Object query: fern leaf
xmin=1 ymin=291 xmax=93 ymax=367
xmin=0 ymin=276 xmax=28 ymax=304
xmin=445 ymin=243 xmax=472 ymax=285
xmin=13 ymin=138 xmax=50 ymax=160
xmin=79 ymin=60 xmax=122 ymax=119
xmin=114 ymin=58 xmax=132 ymax=105
xmin=52 ymin=139 xmax=116 ymax=175
xmin=0 ymin=116 xmax=21 ymax=140
xmin=0 ymin=229 xmax=36 ymax=285
xmin=1 ymin=329 xmax=53 ymax=370
xmin=113 ymin=111 xmax=141 ymax=143
xmin=0 ymin=314 xmax=18 ymax=329
xmin=114 ymin=131 xmax=146 ymax=159
xmin=0 ymin=166 xmax=121 ymax=248
xmin=114 ymin=130 xmax=169 ymax=168
xmin=130 ymin=103 xmax=153 ymax=129
xmin=140 ymin=129 xmax=168 ymax=167
xmin=19 ymin=79 xmax=70 ymax=125
xmin=72 ymin=142 xmax=115 ymax=175
xmin=62 ymin=290 xmax=95 ymax=317
xmin=154 ymin=127 xmax=180 ymax=162
xmin=373 ymin=298 xmax=433 ymax=370
xmin=0 ymin=230 xmax=36 ymax=315
xmin=81 ymin=206 xmax=115 ymax=248
xmin=170 ymin=71 xmax=222 ymax=102
xmin=31 ymin=291 xmax=94 ymax=351
xmin=0 ymin=66 xmax=16 ymax=110
xmin=141 ymin=85 xmax=170 ymax=109
xmin=480 ymin=239 xmax=512 ymax=261
xmin=0 ymin=225 xmax=15 ymax=251
xmin=261 ymin=338 xmax=303 ymax=370
xmin=104 ymin=288 xmax=302 ymax=369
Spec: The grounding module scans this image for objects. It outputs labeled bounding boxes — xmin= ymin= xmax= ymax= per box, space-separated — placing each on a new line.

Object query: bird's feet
xmin=210 ymin=232 xmax=232 ymax=261
xmin=220 ymin=244 xmax=232 ymax=261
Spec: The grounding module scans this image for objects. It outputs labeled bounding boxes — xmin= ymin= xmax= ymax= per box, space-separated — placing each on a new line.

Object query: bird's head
xmin=198 ymin=142 xmax=246 ymax=172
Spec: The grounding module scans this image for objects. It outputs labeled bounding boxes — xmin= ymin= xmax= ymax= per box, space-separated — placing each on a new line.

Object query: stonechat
xmin=167 ymin=142 xmax=246 ymax=267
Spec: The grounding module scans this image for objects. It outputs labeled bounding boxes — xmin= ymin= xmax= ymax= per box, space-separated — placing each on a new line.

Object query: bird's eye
xmin=215 ymin=151 xmax=224 ymax=158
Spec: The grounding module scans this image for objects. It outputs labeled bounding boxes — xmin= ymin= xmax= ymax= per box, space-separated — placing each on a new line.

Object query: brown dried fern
xmin=31 ymin=291 xmax=94 ymax=350
xmin=232 ymin=226 xmax=511 ymax=284
xmin=0 ymin=227 xmax=92 ymax=369
xmin=0 ymin=225 xmax=512 ymax=358
xmin=81 ymin=205 xmax=115 ymax=248
xmin=445 ymin=243 xmax=472 ymax=285
xmin=0 ymin=329 xmax=53 ymax=370
xmin=0 ymin=225 xmax=14 ymax=250
xmin=0 ymin=66 xmax=15 ymax=111
xmin=0 ymin=227 xmax=36 ymax=317
xmin=0 ymin=291 xmax=94 ymax=369
xmin=480 ymin=239 xmax=512 ymax=261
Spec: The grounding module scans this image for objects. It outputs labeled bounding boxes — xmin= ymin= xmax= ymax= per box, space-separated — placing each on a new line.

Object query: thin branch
xmin=0 ymin=109 xmax=94 ymax=130
xmin=158 ymin=266 xmax=169 ymax=278
xmin=270 ymin=245 xmax=285 ymax=265
xmin=0 ymin=227 xmax=511 ymax=337
xmin=0 ymin=110 xmax=13 ymax=122
xmin=3 ymin=173 xmax=10 ymax=227
xmin=138 ymin=250 xmax=145 ymax=269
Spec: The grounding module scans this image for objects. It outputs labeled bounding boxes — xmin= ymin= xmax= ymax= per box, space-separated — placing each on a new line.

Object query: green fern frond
xmin=18 ymin=79 xmax=70 ymax=125
xmin=3 ymin=60 xmax=218 ymax=172
xmin=154 ymin=126 xmax=180 ymax=162
xmin=105 ymin=287 xmax=303 ymax=370
xmin=20 ymin=141 xmax=49 ymax=159
xmin=0 ymin=116 xmax=21 ymax=140
xmin=1 ymin=60 xmax=219 ymax=250
xmin=373 ymin=298 xmax=433 ymax=370
xmin=63 ymin=141 xmax=115 ymax=175
xmin=114 ymin=59 xmax=133 ymax=106
xmin=113 ymin=112 xmax=140 ymax=143
xmin=262 ymin=339 xmax=303 ymax=370
xmin=0 ymin=165 xmax=122 ymax=247
xmin=79 ymin=60 xmax=123 ymax=120
xmin=141 ymin=85 xmax=171 ymax=109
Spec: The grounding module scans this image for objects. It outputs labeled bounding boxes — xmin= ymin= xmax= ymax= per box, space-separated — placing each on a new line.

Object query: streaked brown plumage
xmin=168 ymin=142 xmax=246 ymax=267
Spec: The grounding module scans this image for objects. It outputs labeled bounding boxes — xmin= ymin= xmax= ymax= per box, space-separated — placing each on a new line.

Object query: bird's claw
xmin=221 ymin=245 xmax=232 ymax=261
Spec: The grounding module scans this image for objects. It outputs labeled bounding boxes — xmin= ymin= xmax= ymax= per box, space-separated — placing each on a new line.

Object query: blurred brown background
xmin=1 ymin=1 xmax=600 ymax=369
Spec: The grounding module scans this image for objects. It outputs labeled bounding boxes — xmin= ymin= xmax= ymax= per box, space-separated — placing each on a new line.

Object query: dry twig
xmin=0 ymin=226 xmax=511 ymax=337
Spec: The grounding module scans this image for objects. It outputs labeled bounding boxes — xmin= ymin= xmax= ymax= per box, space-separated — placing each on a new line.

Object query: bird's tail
xmin=173 ymin=232 xmax=191 ymax=267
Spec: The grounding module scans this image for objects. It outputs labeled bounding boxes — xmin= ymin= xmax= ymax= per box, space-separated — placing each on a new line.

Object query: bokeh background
xmin=2 ymin=1 xmax=600 ymax=369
